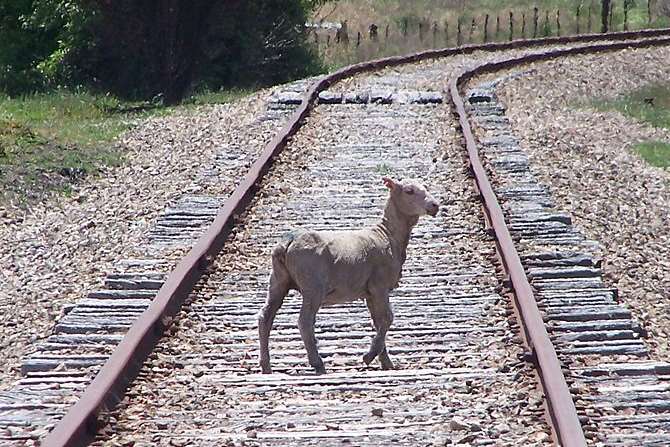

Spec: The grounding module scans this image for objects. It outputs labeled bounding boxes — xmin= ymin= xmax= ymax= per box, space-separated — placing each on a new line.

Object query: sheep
xmin=258 ymin=177 xmax=440 ymax=374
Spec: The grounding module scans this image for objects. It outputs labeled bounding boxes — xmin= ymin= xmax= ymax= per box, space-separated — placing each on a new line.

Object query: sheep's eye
xmin=404 ymin=187 xmax=414 ymax=195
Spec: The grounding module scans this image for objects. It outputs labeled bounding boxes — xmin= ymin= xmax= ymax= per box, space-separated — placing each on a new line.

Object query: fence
xmin=308 ymin=0 xmax=666 ymax=67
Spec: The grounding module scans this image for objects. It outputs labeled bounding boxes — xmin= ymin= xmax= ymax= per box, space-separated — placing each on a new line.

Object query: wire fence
xmin=308 ymin=1 xmax=668 ymax=67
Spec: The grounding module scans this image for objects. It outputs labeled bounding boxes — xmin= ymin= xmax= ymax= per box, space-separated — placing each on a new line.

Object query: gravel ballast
xmin=0 ymin=90 xmax=293 ymax=390
xmin=95 ymin=98 xmax=551 ymax=446
xmin=3 ymin=37 xmax=669 ymax=444
xmin=491 ymin=45 xmax=670 ymax=360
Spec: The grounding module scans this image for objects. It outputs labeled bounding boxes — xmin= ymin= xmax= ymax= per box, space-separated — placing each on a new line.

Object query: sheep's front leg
xmin=363 ymin=290 xmax=395 ymax=370
xmin=298 ymin=291 xmax=326 ymax=374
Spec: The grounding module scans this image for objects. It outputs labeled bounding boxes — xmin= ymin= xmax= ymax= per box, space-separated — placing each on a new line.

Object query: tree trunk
xmin=159 ymin=0 xmax=213 ymax=105
xmin=601 ymin=0 xmax=611 ymax=32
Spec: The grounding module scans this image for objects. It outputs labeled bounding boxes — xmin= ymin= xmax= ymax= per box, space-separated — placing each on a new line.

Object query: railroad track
xmin=1 ymin=30 xmax=669 ymax=446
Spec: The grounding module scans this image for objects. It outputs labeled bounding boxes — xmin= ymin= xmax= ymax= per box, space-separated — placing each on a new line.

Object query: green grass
xmin=591 ymin=82 xmax=670 ymax=169
xmin=634 ymin=141 xmax=670 ymax=168
xmin=593 ymin=82 xmax=670 ymax=129
xmin=0 ymin=87 xmax=253 ymax=205
xmin=183 ymin=88 xmax=255 ymax=106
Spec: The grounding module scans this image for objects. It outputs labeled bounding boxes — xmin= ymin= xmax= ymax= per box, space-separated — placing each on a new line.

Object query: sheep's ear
xmin=382 ymin=177 xmax=396 ymax=190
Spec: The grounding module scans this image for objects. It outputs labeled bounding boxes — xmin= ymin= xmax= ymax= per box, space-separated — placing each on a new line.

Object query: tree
xmin=0 ymin=0 xmax=324 ymax=102
xmin=85 ymin=0 xmax=320 ymax=102
xmin=602 ymin=0 xmax=612 ymax=32
xmin=200 ymin=0 xmax=320 ymax=90
xmin=87 ymin=0 xmax=213 ymax=103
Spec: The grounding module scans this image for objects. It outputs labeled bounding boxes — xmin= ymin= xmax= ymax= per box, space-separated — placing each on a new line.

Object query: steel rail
xmin=450 ymin=35 xmax=670 ymax=447
xmin=43 ymin=28 xmax=670 ymax=447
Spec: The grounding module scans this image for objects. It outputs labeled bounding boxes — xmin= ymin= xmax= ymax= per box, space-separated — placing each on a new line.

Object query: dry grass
xmin=310 ymin=0 xmax=670 ymax=68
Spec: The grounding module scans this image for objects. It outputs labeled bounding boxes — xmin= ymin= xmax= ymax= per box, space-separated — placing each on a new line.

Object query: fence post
xmin=623 ymin=0 xmax=630 ymax=30
xmin=609 ymin=1 xmax=614 ymax=31
xmin=556 ymin=9 xmax=561 ymax=35
xmin=602 ymin=0 xmax=611 ymax=32
xmin=469 ymin=17 xmax=476 ymax=42
xmin=509 ymin=11 xmax=514 ymax=40
xmin=369 ymin=23 xmax=378 ymax=41
xmin=444 ymin=20 xmax=449 ymax=44
xmin=336 ymin=20 xmax=349 ymax=44
xmin=484 ymin=14 xmax=489 ymax=42
xmin=522 ymin=12 xmax=526 ymax=37
xmin=544 ymin=10 xmax=551 ymax=36
xmin=576 ymin=1 xmax=581 ymax=34
xmin=356 ymin=31 xmax=361 ymax=47
xmin=648 ymin=0 xmax=653 ymax=25
xmin=432 ymin=21 xmax=438 ymax=47
xmin=588 ymin=0 xmax=593 ymax=32
xmin=533 ymin=7 xmax=539 ymax=37
xmin=496 ymin=15 xmax=501 ymax=39
xmin=457 ymin=16 xmax=463 ymax=46
xmin=419 ymin=21 xmax=425 ymax=41
xmin=385 ymin=23 xmax=389 ymax=41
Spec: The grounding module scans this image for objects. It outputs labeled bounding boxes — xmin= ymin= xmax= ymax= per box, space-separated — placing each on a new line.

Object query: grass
xmin=311 ymin=0 xmax=670 ymax=68
xmin=590 ymin=82 xmax=670 ymax=168
xmin=0 ymin=87 xmax=253 ymax=206
xmin=594 ymin=83 xmax=670 ymax=129
xmin=635 ymin=141 xmax=670 ymax=168
xmin=183 ymin=88 xmax=254 ymax=107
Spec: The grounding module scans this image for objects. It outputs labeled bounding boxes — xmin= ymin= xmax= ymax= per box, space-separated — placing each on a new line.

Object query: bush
xmin=0 ymin=0 xmax=324 ymax=103
xmin=200 ymin=0 xmax=323 ymax=89
xmin=0 ymin=0 xmax=94 ymax=95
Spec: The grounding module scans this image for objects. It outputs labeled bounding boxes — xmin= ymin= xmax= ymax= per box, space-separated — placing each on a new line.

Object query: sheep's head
xmin=383 ymin=177 xmax=440 ymax=217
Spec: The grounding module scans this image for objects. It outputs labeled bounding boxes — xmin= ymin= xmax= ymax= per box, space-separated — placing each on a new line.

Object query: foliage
xmin=0 ymin=0 xmax=54 ymax=94
xmin=0 ymin=0 xmax=94 ymax=94
xmin=0 ymin=0 xmax=323 ymax=103
xmin=199 ymin=0 xmax=323 ymax=91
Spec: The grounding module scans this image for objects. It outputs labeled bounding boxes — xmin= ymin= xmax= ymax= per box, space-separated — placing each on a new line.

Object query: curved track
xmin=0 ymin=31 xmax=667 ymax=447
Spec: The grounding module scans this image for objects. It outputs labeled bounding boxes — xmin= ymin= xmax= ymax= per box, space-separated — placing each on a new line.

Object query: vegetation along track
xmin=2 ymin=31 xmax=668 ymax=447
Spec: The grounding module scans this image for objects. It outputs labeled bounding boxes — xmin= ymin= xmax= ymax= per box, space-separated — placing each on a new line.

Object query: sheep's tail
xmin=271 ymin=232 xmax=295 ymax=280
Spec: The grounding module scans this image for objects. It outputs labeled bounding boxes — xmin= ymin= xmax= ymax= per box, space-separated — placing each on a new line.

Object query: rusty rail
xmin=43 ymin=29 xmax=670 ymax=447
xmin=450 ymin=35 xmax=670 ymax=447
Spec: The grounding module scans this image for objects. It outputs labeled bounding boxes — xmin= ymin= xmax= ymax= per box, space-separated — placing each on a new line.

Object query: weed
xmin=376 ymin=163 xmax=393 ymax=175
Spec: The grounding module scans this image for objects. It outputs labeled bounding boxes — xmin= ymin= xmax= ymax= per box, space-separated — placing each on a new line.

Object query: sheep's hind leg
xmin=258 ymin=275 xmax=290 ymax=374
xmin=377 ymin=347 xmax=394 ymax=370
xmin=363 ymin=292 xmax=395 ymax=370
xmin=298 ymin=291 xmax=326 ymax=374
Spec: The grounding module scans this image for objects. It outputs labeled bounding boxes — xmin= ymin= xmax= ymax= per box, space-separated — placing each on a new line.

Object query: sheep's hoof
xmin=362 ymin=352 xmax=376 ymax=365
xmin=314 ymin=365 xmax=327 ymax=375
xmin=380 ymin=358 xmax=395 ymax=370
xmin=260 ymin=363 xmax=272 ymax=374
